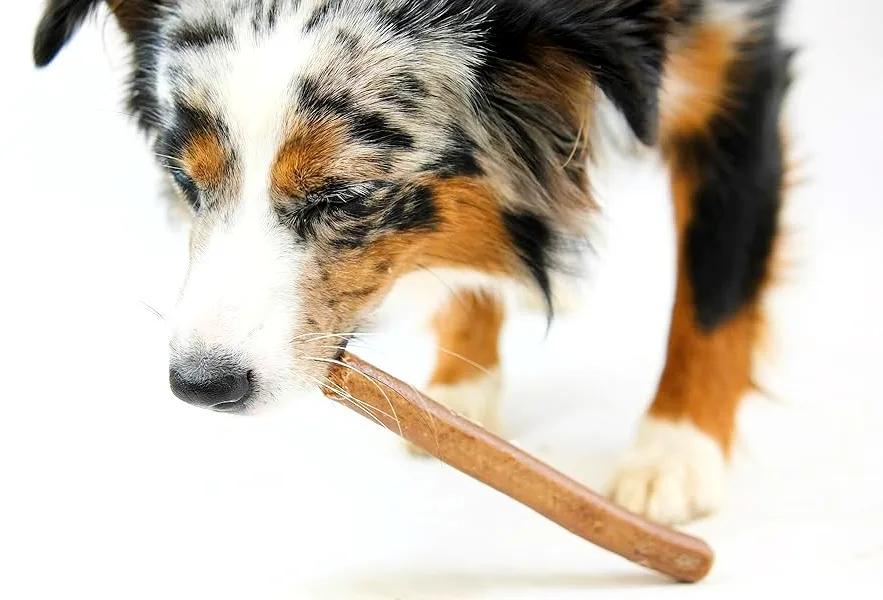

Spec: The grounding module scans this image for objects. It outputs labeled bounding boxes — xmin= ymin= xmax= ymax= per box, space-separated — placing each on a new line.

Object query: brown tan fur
xmin=659 ymin=24 xmax=740 ymax=145
xmin=418 ymin=177 xmax=515 ymax=275
xmin=270 ymin=123 xmax=348 ymax=200
xmin=270 ymin=121 xmax=392 ymax=201
xmin=180 ymin=132 xmax=227 ymax=189
xmin=429 ymin=290 xmax=505 ymax=387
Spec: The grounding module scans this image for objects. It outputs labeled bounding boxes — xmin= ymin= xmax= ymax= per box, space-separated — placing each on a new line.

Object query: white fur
xmin=425 ymin=368 xmax=503 ymax=430
xmin=706 ymin=0 xmax=763 ymax=31
xmin=588 ymin=88 xmax=645 ymax=164
xmin=608 ymin=417 xmax=727 ymax=525
xmin=380 ymin=266 xmax=581 ymax=324
xmin=166 ymin=8 xmax=323 ymax=400
xmin=379 ymin=267 xmax=507 ymax=324
xmin=169 ymin=197 xmax=308 ymax=399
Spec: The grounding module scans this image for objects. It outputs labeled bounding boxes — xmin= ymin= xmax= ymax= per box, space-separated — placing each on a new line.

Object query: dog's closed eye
xmin=169 ymin=168 xmax=201 ymax=210
xmin=279 ymin=180 xmax=383 ymax=239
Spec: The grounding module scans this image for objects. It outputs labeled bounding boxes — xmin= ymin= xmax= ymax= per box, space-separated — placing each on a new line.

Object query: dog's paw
xmin=404 ymin=369 xmax=502 ymax=458
xmin=607 ymin=417 xmax=727 ymax=525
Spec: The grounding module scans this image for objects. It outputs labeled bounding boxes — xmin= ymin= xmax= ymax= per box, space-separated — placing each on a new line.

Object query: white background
xmin=1 ymin=1 xmax=882 ymax=598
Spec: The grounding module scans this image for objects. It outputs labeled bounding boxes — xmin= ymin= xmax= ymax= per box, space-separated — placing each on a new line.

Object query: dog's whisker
xmin=293 ymin=354 xmax=396 ymax=421
xmin=299 ymin=331 xmax=492 ymax=379
xmin=313 ymin=344 xmax=356 ymax=356
xmin=292 ymin=332 xmax=361 ymax=343
xmin=318 ymin=380 xmax=392 ymax=425
xmin=414 ymin=263 xmax=465 ymax=308
xmin=300 ymin=372 xmax=394 ymax=432
xmin=301 ymin=356 xmax=403 ymax=438
xmin=137 ymin=300 xmax=168 ymax=323
xmin=429 ymin=347 xmax=493 ymax=378
xmin=305 ymin=356 xmax=403 ymax=435
xmin=380 ymin=366 xmax=442 ymax=457
xmin=290 ymin=370 xmax=390 ymax=428
xmin=302 ymin=354 xmax=441 ymax=455
xmin=153 ymin=152 xmax=183 ymax=164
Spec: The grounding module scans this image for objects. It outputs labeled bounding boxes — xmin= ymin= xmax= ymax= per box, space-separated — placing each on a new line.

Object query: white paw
xmin=404 ymin=369 xmax=502 ymax=457
xmin=608 ymin=417 xmax=727 ymax=525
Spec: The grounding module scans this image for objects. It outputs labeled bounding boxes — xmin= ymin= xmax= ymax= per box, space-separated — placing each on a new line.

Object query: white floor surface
xmin=2 ymin=1 xmax=882 ymax=598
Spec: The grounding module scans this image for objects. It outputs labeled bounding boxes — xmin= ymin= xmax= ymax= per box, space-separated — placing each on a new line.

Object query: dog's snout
xmin=169 ymin=353 xmax=253 ymax=411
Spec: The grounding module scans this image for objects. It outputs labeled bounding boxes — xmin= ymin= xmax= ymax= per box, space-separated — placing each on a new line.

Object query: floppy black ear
xmin=501 ymin=0 xmax=671 ymax=145
xmin=33 ymin=0 xmax=104 ymax=67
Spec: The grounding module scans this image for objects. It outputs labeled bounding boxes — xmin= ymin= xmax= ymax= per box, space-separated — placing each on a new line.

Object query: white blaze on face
xmin=166 ymin=11 xmax=321 ymax=396
xmin=169 ymin=194 xmax=305 ymax=391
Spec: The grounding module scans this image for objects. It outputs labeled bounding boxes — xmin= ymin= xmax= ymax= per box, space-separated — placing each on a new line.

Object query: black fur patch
xmin=279 ymin=178 xmax=437 ymax=249
xmin=159 ymin=101 xmax=222 ymax=154
xmin=477 ymin=0 xmax=669 ymax=145
xmin=32 ymin=0 xmax=169 ymax=133
xmin=492 ymin=96 xmax=549 ymax=183
xmin=375 ymin=4 xmax=423 ymax=38
xmin=675 ymin=0 xmax=703 ymax=26
xmin=425 ymin=126 xmax=484 ymax=178
xmin=266 ymin=0 xmax=283 ymax=30
xmin=129 ymin=53 xmax=161 ymax=130
xmin=380 ymin=184 xmax=438 ymax=232
xmin=305 ymin=0 xmax=341 ymax=33
xmin=334 ymin=29 xmax=362 ymax=54
xmin=675 ymin=20 xmax=792 ymax=331
xmin=298 ymin=77 xmax=351 ymax=116
xmin=102 ymin=1 xmax=170 ymax=132
xmin=348 ymin=112 xmax=415 ymax=150
xmin=33 ymin=0 xmax=102 ymax=67
xmin=170 ymin=21 xmax=234 ymax=50
xmin=378 ymin=72 xmax=428 ymax=113
xmin=503 ymin=210 xmax=553 ymax=315
xmin=298 ymin=78 xmax=414 ymax=150
xmin=371 ymin=0 xmax=667 ymax=143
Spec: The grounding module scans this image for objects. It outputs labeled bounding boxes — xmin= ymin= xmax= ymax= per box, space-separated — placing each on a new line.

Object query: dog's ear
xmin=495 ymin=0 xmax=671 ymax=145
xmin=33 ymin=0 xmax=105 ymax=67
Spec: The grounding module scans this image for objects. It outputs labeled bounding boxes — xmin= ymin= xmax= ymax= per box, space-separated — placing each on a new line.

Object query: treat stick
xmin=323 ymin=351 xmax=714 ymax=583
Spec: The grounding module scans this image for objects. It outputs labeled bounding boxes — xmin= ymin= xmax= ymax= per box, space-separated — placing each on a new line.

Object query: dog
xmin=33 ymin=0 xmax=794 ymax=526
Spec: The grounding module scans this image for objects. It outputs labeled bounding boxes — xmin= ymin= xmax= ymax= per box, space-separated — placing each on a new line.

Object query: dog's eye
xmin=171 ymin=169 xmax=201 ymax=209
xmin=282 ymin=180 xmax=381 ymax=238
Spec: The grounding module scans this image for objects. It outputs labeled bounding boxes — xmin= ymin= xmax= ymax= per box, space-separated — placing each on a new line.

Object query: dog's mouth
xmin=208 ymin=397 xmax=252 ymax=414
xmin=211 ymin=398 xmax=249 ymax=412
xmin=332 ymin=337 xmax=350 ymax=361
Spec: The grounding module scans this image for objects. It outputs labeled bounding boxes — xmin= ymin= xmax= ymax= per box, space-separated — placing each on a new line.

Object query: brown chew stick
xmin=323 ymin=352 xmax=714 ymax=583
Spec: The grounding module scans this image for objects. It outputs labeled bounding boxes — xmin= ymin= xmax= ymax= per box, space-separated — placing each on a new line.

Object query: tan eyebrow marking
xmin=271 ymin=122 xmax=347 ymax=200
xmin=180 ymin=131 xmax=227 ymax=188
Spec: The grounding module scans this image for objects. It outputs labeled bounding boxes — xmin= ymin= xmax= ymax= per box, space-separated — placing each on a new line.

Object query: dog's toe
xmin=608 ymin=417 xmax=727 ymax=525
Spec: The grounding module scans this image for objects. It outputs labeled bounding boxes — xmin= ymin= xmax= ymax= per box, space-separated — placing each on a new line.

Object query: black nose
xmin=169 ymin=361 xmax=253 ymax=411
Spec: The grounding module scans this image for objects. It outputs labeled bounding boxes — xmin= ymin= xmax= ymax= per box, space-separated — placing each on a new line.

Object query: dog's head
xmin=35 ymin=0 xmax=668 ymax=413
